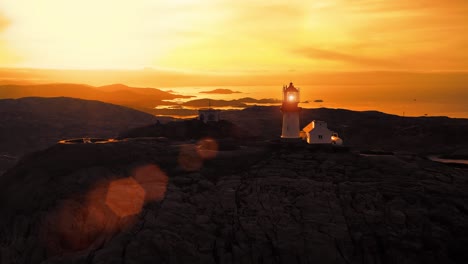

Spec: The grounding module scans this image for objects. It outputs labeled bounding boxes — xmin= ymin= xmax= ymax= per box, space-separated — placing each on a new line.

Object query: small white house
xmin=301 ymin=120 xmax=343 ymax=145
xmin=198 ymin=108 xmax=221 ymax=123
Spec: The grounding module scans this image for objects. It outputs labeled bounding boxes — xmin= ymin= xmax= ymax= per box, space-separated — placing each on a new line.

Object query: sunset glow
xmin=1 ymin=1 xmax=468 ymax=118
xmin=1 ymin=0 xmax=467 ymax=71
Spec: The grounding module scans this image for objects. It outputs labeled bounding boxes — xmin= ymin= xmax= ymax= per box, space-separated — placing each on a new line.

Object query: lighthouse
xmin=281 ymin=82 xmax=301 ymax=139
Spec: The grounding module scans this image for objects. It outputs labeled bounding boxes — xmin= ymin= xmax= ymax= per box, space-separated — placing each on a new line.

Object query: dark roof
xmin=285 ymin=82 xmax=299 ymax=92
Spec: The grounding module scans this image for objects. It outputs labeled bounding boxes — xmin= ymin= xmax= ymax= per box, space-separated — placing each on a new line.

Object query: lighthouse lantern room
xmin=281 ymin=82 xmax=302 ymax=139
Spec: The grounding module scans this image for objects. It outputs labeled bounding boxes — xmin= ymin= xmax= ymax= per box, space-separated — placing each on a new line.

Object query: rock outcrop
xmin=0 ymin=97 xmax=158 ymax=159
xmin=0 ymin=141 xmax=467 ymax=263
xmin=221 ymin=106 xmax=468 ymax=154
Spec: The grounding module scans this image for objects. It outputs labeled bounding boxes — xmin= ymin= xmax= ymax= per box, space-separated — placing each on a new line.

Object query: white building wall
xmin=281 ymin=112 xmax=300 ymax=138
xmin=307 ymin=128 xmax=333 ymax=144
xmin=305 ymin=121 xmax=333 ymax=144
xmin=302 ymin=120 xmax=344 ymax=145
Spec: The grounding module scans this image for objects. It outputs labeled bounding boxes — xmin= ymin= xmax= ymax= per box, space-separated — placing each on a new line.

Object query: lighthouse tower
xmin=281 ymin=82 xmax=301 ymax=139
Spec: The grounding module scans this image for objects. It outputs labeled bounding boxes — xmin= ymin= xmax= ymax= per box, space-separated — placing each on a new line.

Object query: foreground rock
xmin=0 ymin=141 xmax=467 ymax=264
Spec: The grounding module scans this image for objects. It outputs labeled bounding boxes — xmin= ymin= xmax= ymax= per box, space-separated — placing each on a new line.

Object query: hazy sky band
xmin=0 ymin=0 xmax=467 ymax=71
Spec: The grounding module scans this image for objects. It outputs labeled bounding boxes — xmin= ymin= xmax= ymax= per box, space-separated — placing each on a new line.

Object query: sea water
xmin=159 ymin=85 xmax=468 ymax=118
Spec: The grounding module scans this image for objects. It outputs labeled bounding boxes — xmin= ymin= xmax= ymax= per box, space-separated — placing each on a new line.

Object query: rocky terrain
xmin=0 ymin=94 xmax=467 ymax=263
xmin=120 ymin=106 xmax=468 ymax=157
xmin=0 ymin=140 xmax=467 ymax=263
xmin=221 ymin=106 xmax=468 ymax=155
xmin=0 ymin=97 xmax=159 ymax=173
xmin=119 ymin=119 xmax=244 ymax=142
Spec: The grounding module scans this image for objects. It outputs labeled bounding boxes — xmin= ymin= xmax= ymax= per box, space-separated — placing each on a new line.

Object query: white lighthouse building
xmin=301 ymin=120 xmax=343 ymax=145
xmin=281 ymin=82 xmax=301 ymax=139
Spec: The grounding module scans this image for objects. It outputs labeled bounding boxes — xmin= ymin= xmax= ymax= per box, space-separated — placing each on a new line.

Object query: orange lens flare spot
xmin=51 ymin=200 xmax=105 ymax=251
xmin=132 ymin=164 xmax=168 ymax=202
xmin=178 ymin=144 xmax=203 ymax=171
xmin=44 ymin=182 xmax=115 ymax=253
xmin=197 ymin=138 xmax=218 ymax=160
xmin=105 ymin=178 xmax=145 ymax=217
xmin=43 ymin=164 xmax=168 ymax=255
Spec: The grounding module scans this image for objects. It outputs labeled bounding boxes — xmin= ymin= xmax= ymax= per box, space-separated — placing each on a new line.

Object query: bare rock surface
xmin=0 ymin=141 xmax=467 ymax=264
xmin=0 ymin=97 xmax=158 ymax=157
xmin=0 ymin=97 xmax=159 ymax=174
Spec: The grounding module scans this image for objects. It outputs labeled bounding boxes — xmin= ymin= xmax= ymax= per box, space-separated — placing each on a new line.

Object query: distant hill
xmin=219 ymin=106 xmax=468 ymax=154
xmin=120 ymin=119 xmax=244 ymax=142
xmin=199 ymin=88 xmax=242 ymax=94
xmin=0 ymin=83 xmax=192 ymax=109
xmin=121 ymin=105 xmax=468 ymax=154
xmin=0 ymin=97 xmax=158 ymax=159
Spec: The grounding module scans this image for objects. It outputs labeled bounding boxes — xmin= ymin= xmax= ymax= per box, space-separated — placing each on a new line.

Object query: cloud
xmin=349 ymin=0 xmax=468 ymax=13
xmin=288 ymin=0 xmax=468 ymax=71
xmin=295 ymin=47 xmax=399 ymax=68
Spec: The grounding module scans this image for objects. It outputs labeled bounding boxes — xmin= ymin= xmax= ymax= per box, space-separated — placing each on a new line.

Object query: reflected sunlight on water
xmin=159 ymin=85 xmax=468 ymax=118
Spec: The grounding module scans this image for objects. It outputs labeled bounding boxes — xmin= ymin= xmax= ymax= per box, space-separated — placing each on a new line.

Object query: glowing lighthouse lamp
xmin=281 ymin=82 xmax=302 ymax=140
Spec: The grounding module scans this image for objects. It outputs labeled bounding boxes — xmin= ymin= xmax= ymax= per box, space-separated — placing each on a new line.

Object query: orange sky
xmin=1 ymin=0 xmax=467 ymax=72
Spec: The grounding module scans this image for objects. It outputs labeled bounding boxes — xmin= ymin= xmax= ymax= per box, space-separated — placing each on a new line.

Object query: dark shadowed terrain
xmin=122 ymin=106 xmax=468 ymax=156
xmin=0 ymin=97 xmax=159 ymax=173
xmin=0 ymin=98 xmax=468 ymax=263
xmin=0 ymin=140 xmax=467 ymax=263
xmin=221 ymin=106 xmax=468 ymax=155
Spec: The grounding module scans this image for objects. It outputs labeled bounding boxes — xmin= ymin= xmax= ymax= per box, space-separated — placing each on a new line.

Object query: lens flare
xmin=178 ymin=144 xmax=203 ymax=171
xmin=42 ymin=164 xmax=169 ymax=255
xmin=105 ymin=177 xmax=145 ymax=218
xmin=132 ymin=164 xmax=168 ymax=202
xmin=42 ymin=181 xmax=121 ymax=254
xmin=196 ymin=138 xmax=218 ymax=160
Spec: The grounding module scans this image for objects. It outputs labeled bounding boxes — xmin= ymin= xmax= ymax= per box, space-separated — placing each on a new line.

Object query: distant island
xmin=199 ymin=88 xmax=242 ymax=94
xmin=180 ymin=97 xmax=281 ymax=108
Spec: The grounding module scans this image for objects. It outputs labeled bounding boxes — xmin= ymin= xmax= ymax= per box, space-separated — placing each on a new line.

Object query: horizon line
xmin=1 ymin=66 xmax=468 ymax=75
